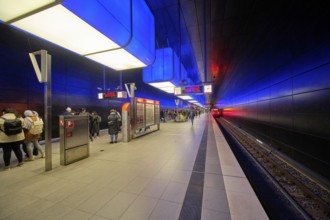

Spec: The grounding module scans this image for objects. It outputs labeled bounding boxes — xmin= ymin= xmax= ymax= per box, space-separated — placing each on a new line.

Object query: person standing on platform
xmin=188 ymin=110 xmax=195 ymax=126
xmin=63 ymin=107 xmax=73 ymax=116
xmin=91 ymin=111 xmax=101 ymax=139
xmin=107 ymin=109 xmax=120 ymax=144
xmin=0 ymin=108 xmax=25 ymax=170
xmin=23 ymin=110 xmax=45 ymax=161
xmin=79 ymin=108 xmax=94 ymax=141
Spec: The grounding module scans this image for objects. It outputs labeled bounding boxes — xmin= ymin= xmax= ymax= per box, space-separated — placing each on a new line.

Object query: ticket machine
xmin=59 ymin=115 xmax=90 ymax=165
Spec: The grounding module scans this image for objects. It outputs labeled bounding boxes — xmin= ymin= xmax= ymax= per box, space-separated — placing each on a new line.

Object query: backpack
xmin=27 ymin=116 xmax=44 ymax=135
xmin=0 ymin=116 xmax=23 ymax=136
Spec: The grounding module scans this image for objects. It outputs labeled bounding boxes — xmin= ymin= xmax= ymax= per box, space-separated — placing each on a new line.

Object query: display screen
xmin=103 ymin=91 xmax=117 ymax=98
xmin=182 ymin=85 xmax=203 ymax=93
xmin=175 ymin=86 xmax=203 ymax=95
xmin=102 ymin=91 xmax=127 ymax=99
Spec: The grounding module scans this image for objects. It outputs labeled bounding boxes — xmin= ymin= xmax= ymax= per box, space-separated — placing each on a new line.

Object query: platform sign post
xmin=29 ymin=49 xmax=52 ymax=171
xmin=175 ymin=99 xmax=180 ymax=115
xmin=125 ymin=83 xmax=136 ymax=139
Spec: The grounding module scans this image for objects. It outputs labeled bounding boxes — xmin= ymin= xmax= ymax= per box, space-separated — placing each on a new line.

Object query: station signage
xmin=174 ymin=84 xmax=212 ymax=95
xmin=98 ymin=91 xmax=128 ymax=99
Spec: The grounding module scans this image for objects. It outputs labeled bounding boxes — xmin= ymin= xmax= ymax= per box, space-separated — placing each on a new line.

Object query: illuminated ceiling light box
xmin=0 ymin=0 xmax=155 ymax=71
xmin=178 ymin=95 xmax=193 ymax=100
xmin=148 ymin=81 xmax=175 ymax=93
xmin=188 ymin=100 xmax=198 ymax=103
xmin=143 ymin=47 xmax=181 ymax=93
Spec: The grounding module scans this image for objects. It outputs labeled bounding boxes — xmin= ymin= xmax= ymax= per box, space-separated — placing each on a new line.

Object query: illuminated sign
xmin=174 ymin=85 xmax=212 ymax=95
xmin=99 ymin=91 xmax=128 ymax=99
xmin=183 ymin=86 xmax=202 ymax=93
xmin=175 ymin=86 xmax=203 ymax=95
xmin=203 ymin=85 xmax=212 ymax=93
xmin=174 ymin=87 xmax=182 ymax=95
xmin=117 ymin=91 xmax=127 ymax=98
xmin=104 ymin=91 xmax=117 ymax=98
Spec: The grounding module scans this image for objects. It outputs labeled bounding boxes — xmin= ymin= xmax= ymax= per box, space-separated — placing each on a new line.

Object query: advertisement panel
xmin=145 ymin=103 xmax=154 ymax=126
xmin=136 ymin=102 xmax=145 ymax=129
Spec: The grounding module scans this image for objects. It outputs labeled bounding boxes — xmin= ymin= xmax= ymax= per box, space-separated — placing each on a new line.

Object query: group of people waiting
xmin=63 ymin=107 xmax=121 ymax=144
xmin=1 ymin=106 xmax=132 ymax=170
xmin=0 ymin=108 xmax=45 ymax=170
xmin=160 ymin=109 xmax=201 ymax=123
xmin=62 ymin=107 xmax=102 ymax=141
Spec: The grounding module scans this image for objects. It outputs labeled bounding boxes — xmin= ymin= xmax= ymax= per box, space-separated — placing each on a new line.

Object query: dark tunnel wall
xmin=222 ymin=62 xmax=330 ymax=180
xmin=0 ymin=24 xmax=178 ymax=138
xmin=220 ymin=7 xmax=330 ymax=180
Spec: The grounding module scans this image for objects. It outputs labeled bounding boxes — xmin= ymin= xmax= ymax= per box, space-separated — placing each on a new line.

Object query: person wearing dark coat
xmin=188 ymin=110 xmax=195 ymax=126
xmin=91 ymin=111 xmax=101 ymax=138
xmin=107 ymin=109 xmax=120 ymax=144
xmin=79 ymin=108 xmax=94 ymax=141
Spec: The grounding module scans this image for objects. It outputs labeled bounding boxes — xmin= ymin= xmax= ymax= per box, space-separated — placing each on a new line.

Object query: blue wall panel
xmin=292 ymin=63 xmax=330 ymax=94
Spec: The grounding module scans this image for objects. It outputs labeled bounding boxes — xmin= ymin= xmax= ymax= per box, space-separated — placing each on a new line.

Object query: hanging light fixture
xmin=0 ymin=0 xmax=155 ymax=70
xmin=143 ymin=47 xmax=184 ymax=93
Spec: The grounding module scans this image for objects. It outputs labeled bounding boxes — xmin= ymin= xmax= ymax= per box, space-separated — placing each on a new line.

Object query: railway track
xmin=217 ymin=118 xmax=330 ymax=220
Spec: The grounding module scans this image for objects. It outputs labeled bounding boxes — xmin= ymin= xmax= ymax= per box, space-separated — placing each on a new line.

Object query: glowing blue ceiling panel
xmin=143 ymin=47 xmax=180 ymax=84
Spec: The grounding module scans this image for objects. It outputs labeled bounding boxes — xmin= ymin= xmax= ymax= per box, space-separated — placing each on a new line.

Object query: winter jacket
xmin=0 ymin=113 xmax=26 ymax=143
xmin=108 ymin=112 xmax=120 ymax=135
xmin=92 ymin=115 xmax=101 ymax=133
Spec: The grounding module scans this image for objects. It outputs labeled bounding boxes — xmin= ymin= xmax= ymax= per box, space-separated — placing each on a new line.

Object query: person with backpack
xmin=0 ymin=108 xmax=25 ymax=170
xmin=23 ymin=110 xmax=45 ymax=161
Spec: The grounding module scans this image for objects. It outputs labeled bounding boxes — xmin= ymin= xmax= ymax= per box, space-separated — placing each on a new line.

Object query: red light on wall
xmin=210 ymin=64 xmax=220 ymax=75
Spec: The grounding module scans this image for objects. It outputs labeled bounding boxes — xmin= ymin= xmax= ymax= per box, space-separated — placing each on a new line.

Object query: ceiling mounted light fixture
xmin=0 ymin=0 xmax=155 ymax=71
xmin=144 ymin=47 xmax=187 ymax=93
xmin=177 ymin=95 xmax=193 ymax=100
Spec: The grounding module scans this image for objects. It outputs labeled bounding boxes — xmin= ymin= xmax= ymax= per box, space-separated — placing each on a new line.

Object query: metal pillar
xmin=29 ymin=50 xmax=52 ymax=171
xmin=125 ymin=83 xmax=136 ymax=139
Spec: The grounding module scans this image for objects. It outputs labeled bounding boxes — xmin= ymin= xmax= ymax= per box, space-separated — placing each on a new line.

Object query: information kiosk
xmin=122 ymin=98 xmax=160 ymax=142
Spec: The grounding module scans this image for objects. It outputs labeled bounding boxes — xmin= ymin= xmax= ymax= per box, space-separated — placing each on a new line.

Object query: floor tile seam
xmin=157 ymin=197 xmax=184 ymax=205
xmin=201 ymin=206 xmax=231 ymax=214
xmin=111 ymin=192 xmax=157 ymax=216
xmin=130 ymin=176 xmax=179 ymax=201
xmin=222 ymin=174 xmax=248 ymax=179
xmin=108 ymin=191 xmax=139 ymax=220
